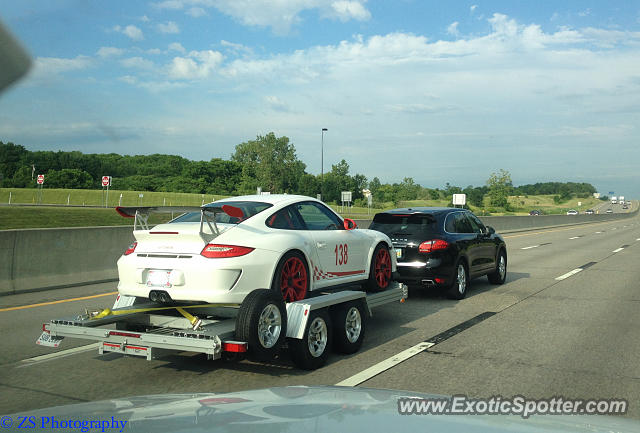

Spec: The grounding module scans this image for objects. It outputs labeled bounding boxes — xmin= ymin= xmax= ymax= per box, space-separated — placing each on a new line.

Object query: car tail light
xmin=201 ymin=244 xmax=254 ymax=258
xmin=418 ymin=239 xmax=449 ymax=253
xmin=124 ymin=242 xmax=137 ymax=255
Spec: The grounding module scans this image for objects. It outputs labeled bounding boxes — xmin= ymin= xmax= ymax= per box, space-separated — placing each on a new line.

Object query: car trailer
xmin=37 ymin=283 xmax=408 ymax=370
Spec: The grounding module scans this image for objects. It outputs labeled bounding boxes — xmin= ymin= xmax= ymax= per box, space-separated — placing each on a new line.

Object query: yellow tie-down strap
xmin=89 ymin=303 xmax=241 ymax=329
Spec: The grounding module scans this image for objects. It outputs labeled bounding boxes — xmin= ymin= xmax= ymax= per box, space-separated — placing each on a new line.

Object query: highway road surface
xmin=1 ymin=213 xmax=639 ymax=419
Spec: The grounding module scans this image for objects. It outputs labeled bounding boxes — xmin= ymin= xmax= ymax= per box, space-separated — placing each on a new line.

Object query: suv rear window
xmin=170 ymin=201 xmax=272 ymax=224
xmin=369 ymin=213 xmax=439 ymax=236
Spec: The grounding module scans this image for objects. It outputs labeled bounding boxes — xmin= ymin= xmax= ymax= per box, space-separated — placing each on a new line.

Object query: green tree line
xmin=0 ymin=136 xmax=596 ymax=207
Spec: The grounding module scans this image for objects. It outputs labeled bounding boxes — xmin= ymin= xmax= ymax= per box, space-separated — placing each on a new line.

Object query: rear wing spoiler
xmin=115 ymin=205 xmax=244 ymax=235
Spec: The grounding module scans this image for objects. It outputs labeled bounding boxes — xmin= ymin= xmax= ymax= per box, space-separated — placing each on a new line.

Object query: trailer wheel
xmin=332 ymin=301 xmax=366 ymax=354
xmin=364 ymin=243 xmax=392 ymax=292
xmin=289 ymin=309 xmax=332 ymax=370
xmin=235 ymin=289 xmax=287 ymax=361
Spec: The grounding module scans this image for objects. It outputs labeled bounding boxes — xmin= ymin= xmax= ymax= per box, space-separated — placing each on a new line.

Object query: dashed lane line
xmin=336 ymin=312 xmax=496 ymax=387
xmin=554 ymin=262 xmax=597 ymax=281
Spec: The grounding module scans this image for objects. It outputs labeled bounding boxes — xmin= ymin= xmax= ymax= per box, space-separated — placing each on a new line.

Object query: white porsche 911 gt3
xmin=116 ymin=194 xmax=396 ymax=305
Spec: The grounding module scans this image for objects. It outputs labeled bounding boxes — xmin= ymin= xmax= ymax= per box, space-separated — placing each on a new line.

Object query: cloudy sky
xmin=1 ymin=1 xmax=639 ymax=197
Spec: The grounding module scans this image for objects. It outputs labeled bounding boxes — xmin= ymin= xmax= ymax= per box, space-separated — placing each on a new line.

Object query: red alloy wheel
xmin=374 ymin=248 xmax=391 ymax=289
xmin=280 ymin=257 xmax=308 ymax=302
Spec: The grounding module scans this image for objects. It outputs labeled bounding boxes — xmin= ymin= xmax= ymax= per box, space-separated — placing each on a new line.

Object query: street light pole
xmin=321 ymin=128 xmax=327 ymax=200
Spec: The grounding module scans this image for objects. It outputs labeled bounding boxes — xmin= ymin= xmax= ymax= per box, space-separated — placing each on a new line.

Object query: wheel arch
xmin=365 ymin=240 xmax=393 ymax=279
xmin=272 ymin=247 xmax=316 ymax=291
xmin=494 ymin=244 xmax=507 ymax=264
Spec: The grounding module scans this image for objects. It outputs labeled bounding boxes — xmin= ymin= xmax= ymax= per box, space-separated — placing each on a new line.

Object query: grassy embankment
xmin=0 ymin=188 xmax=604 ymax=229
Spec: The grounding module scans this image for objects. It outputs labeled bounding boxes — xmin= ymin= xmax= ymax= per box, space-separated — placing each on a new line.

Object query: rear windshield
xmin=170 ymin=201 xmax=273 ymax=224
xmin=369 ymin=213 xmax=439 ymax=236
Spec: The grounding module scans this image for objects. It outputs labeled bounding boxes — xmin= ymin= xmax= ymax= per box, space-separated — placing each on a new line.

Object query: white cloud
xmin=119 ymin=75 xmax=137 ymax=85
xmin=168 ymin=50 xmax=224 ymax=80
xmin=578 ymin=8 xmax=592 ymax=17
xmin=187 ymin=7 xmax=207 ymax=17
xmin=470 ymin=5 xmax=478 ymax=13
xmin=96 ymin=46 xmax=124 ymax=58
xmin=157 ymin=21 xmax=180 ymax=34
xmin=155 ymin=0 xmax=184 ymax=10
xmin=120 ymin=57 xmax=155 ymax=70
xmin=330 ymin=1 xmax=371 ymax=22
xmin=152 ymin=0 xmax=371 ymax=33
xmin=447 ymin=21 xmax=459 ymax=37
xmin=34 ymin=55 xmax=92 ymax=75
xmin=264 ymin=95 xmax=291 ymax=112
xmin=220 ymin=40 xmax=253 ymax=57
xmin=114 ymin=24 xmax=144 ymax=41
xmin=141 ymin=15 xmax=150 ymax=22
xmin=168 ymin=42 xmax=186 ymax=53
xmin=147 ymin=48 xmax=164 ymax=55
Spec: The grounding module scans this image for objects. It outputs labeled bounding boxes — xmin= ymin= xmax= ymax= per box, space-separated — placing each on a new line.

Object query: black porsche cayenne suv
xmin=369 ymin=207 xmax=507 ymax=299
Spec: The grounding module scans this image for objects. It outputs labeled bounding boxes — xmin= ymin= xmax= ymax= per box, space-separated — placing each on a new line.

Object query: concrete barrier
xmin=0 ymin=226 xmax=133 ymax=295
xmin=2 ymin=209 xmax=637 ymax=295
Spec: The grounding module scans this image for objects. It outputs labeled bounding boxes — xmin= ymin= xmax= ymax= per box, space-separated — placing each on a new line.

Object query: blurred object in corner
xmin=0 ymin=19 xmax=31 ymax=94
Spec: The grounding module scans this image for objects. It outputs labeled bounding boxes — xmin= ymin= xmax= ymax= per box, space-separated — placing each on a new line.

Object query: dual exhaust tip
xmin=149 ymin=290 xmax=173 ymax=304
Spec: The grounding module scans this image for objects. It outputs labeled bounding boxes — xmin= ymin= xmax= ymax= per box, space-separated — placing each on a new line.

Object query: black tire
xmin=289 ymin=309 xmax=332 ymax=370
xmin=487 ymin=249 xmax=507 ymax=284
xmin=235 ymin=289 xmax=287 ymax=362
xmin=332 ymin=301 xmax=366 ymax=354
xmin=271 ymin=251 xmax=310 ymax=303
xmin=364 ymin=243 xmax=393 ymax=292
xmin=446 ymin=259 xmax=468 ymax=300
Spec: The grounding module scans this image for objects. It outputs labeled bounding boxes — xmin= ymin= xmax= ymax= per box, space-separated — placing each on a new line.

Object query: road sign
xmin=102 ymin=176 xmax=111 ymax=187
xmin=452 ymin=193 xmax=466 ymax=206
xmin=341 ymin=191 xmax=352 ymax=203
xmin=37 ymin=174 xmax=44 ymax=185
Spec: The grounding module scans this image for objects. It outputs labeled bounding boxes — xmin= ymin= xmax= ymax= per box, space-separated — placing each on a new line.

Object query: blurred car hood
xmin=5 ymin=386 xmax=638 ymax=432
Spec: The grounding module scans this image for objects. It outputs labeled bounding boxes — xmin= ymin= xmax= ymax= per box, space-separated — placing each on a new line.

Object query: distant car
xmin=622 ymin=205 xmax=629 ymax=209
xmin=369 ymin=207 xmax=507 ymax=300
xmin=566 ymin=209 xmax=578 ymax=215
xmin=585 ymin=209 xmax=594 ymax=215
xmin=606 ymin=209 xmax=613 ymax=214
xmin=529 ymin=210 xmax=541 ymax=216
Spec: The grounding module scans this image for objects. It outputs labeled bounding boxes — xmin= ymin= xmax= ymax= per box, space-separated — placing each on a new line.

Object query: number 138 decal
xmin=334 ymin=243 xmax=348 ymax=265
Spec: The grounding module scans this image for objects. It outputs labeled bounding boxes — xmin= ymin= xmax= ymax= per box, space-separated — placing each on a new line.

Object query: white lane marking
xmin=636 ymin=238 xmax=640 ymax=241
xmin=555 ymin=268 xmax=584 ymax=281
xmin=612 ymin=228 xmax=617 ymax=230
xmin=521 ymin=245 xmax=539 ymax=250
xmin=612 ymin=247 xmax=624 ymax=253
xmin=568 ymin=236 xmax=581 ymax=240
xmin=335 ymin=342 xmax=434 ymax=387
xmin=17 ymin=343 xmax=99 ymax=367
xmin=595 ymin=231 xmax=603 ymax=234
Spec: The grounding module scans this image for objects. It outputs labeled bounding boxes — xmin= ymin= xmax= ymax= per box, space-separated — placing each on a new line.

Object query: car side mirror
xmin=343 ymin=218 xmax=357 ymax=230
xmin=485 ymin=226 xmax=495 ymax=235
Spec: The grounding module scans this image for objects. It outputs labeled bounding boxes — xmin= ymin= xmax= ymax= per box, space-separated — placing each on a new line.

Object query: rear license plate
xmin=36 ymin=332 xmax=64 ymax=347
xmin=396 ymin=248 xmax=403 ymax=259
xmin=146 ymin=269 xmax=172 ymax=287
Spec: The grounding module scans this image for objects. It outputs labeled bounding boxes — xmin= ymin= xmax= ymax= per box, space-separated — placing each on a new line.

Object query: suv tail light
xmin=418 ymin=239 xmax=449 ymax=253
xmin=201 ymin=244 xmax=254 ymax=258
xmin=124 ymin=242 xmax=137 ymax=255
